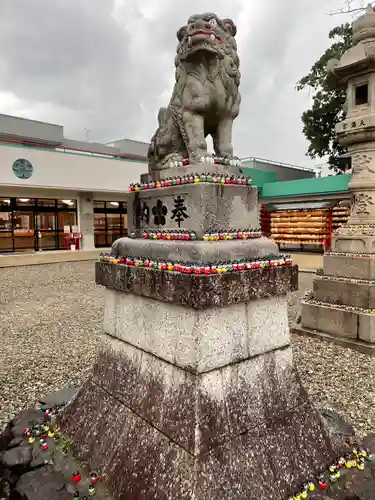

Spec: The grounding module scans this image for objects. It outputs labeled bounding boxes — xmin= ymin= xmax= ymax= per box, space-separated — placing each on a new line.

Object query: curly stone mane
xmin=148 ymin=13 xmax=241 ymax=173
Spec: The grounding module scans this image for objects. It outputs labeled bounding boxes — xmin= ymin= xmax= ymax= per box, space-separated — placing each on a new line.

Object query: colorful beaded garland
xmin=129 ymin=230 xmax=262 ymax=241
xmin=129 ymin=173 xmax=252 ymax=191
xmin=166 ymin=156 xmax=242 ymax=168
xmin=302 ymin=294 xmax=375 ymax=314
xmin=317 ymin=275 xmax=375 ymax=285
xmin=131 ymin=230 xmax=197 ymax=240
xmin=285 ymin=442 xmax=373 ymax=499
xmin=203 ymin=230 xmax=262 ymax=241
xmin=327 ymin=251 xmax=375 ymax=258
xmin=99 ymin=253 xmax=292 ymax=274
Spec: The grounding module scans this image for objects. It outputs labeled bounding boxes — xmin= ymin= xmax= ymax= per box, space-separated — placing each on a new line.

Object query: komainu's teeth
xmin=188 ymin=36 xmax=192 ymax=46
xmin=210 ymin=34 xmax=215 ymax=40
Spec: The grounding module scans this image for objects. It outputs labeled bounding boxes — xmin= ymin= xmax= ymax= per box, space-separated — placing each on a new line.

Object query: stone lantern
xmin=295 ymin=5 xmax=375 ymax=351
xmin=329 ymin=3 xmax=375 ymax=250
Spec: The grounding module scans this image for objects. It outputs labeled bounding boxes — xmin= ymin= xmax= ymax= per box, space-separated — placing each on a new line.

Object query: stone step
xmin=313 ymin=275 xmax=375 ymax=309
xmin=111 ymin=236 xmax=279 ymax=264
xmin=323 ymin=253 xmax=375 ymax=280
xmin=300 ymin=301 xmax=375 ymax=343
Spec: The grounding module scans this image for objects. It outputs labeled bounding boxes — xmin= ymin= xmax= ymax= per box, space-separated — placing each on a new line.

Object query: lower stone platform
xmin=323 ymin=253 xmax=375 ymax=280
xmin=301 ymin=300 xmax=375 ymax=343
xmin=299 ymin=252 xmax=375 ymax=349
xmin=292 ymin=324 xmax=375 ymax=355
xmin=59 ymin=336 xmax=335 ymax=500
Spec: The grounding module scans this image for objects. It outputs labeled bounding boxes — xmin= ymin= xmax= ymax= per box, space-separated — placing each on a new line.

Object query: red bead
xmin=72 ymin=474 xmax=81 ymax=484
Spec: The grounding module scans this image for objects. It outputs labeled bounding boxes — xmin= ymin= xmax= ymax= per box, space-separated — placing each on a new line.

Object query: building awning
xmin=264 ymin=200 xmax=337 ymax=211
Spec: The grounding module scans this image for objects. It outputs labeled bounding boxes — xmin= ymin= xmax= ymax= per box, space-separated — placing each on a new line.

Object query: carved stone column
xmin=296 ymin=6 xmax=375 ymax=349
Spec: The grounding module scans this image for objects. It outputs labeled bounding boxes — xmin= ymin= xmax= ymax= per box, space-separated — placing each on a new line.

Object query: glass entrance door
xmin=0 ymin=199 xmax=13 ymax=252
xmin=13 ymin=210 xmax=36 ymax=252
xmin=36 ymin=212 xmax=57 ymax=250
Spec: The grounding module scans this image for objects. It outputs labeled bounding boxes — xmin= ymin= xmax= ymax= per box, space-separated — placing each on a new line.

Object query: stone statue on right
xmin=147 ymin=12 xmax=241 ymax=173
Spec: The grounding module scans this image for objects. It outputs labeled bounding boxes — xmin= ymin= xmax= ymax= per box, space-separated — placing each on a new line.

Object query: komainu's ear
xmin=222 ymin=18 xmax=237 ymax=37
xmin=177 ymin=25 xmax=187 ymax=41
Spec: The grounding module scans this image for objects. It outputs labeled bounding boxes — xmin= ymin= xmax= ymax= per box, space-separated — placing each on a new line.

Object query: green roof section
xmin=260 ymin=174 xmax=351 ymax=199
xmin=241 ymin=167 xmax=277 ymax=187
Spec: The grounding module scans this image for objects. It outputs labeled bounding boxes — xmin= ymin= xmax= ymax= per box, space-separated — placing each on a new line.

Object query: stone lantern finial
xmin=353 ymin=3 xmax=375 ymax=43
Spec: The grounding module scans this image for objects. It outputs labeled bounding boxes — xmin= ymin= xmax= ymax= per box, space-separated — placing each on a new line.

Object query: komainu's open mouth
xmin=187 ymin=29 xmax=221 ymax=49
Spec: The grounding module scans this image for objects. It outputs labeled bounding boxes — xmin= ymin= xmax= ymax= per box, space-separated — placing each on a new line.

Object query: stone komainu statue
xmin=148 ymin=13 xmax=241 ymax=172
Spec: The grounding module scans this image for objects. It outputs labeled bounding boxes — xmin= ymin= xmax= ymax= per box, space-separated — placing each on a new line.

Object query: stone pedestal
xmin=59 ymin=260 xmax=335 ymax=500
xmin=296 ymin=253 xmax=375 ymax=353
xmin=59 ymin=166 xmax=336 ymax=499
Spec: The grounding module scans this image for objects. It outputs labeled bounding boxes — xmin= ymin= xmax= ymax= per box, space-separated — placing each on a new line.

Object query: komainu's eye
xmin=209 ymin=18 xmax=218 ymax=28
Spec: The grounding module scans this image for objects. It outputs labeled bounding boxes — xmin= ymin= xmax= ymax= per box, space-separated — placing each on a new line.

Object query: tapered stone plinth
xmin=59 ymin=233 xmax=335 ymax=499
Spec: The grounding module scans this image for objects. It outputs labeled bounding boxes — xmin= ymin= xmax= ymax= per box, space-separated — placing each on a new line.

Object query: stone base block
xmin=91 ymin=337 xmax=305 ymax=455
xmin=331 ymin=234 xmax=375 ymax=253
xmin=59 ymin=340 xmax=334 ymax=500
xmin=126 ymin=181 xmax=258 ymax=236
xmin=103 ymin=288 xmax=291 ymax=373
xmin=96 ymin=260 xmax=298 ymax=309
xmin=313 ymin=275 xmax=375 ymax=309
xmin=111 ymin=235 xmax=279 ymax=264
xmin=323 ymin=253 xmax=375 ymax=280
xmin=301 ymin=301 xmax=375 ymax=343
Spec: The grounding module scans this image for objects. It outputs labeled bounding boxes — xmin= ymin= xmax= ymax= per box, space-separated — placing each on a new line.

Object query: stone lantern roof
xmin=328 ymin=4 xmax=375 ymax=83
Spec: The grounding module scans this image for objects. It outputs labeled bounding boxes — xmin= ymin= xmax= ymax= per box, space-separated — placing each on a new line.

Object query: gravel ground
xmin=0 ymin=263 xmax=375 ymax=436
xmin=0 ymin=261 xmax=104 ymax=429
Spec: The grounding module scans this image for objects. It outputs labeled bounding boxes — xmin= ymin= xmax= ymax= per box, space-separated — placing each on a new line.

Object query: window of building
xmin=355 ymin=83 xmax=369 ymax=106
xmin=16 ymin=198 xmax=35 ymax=207
xmin=0 ymin=197 xmax=77 ymax=253
xmin=57 ymin=199 xmax=77 ymax=209
xmin=94 ymin=201 xmax=127 ymax=247
xmin=38 ymin=199 xmax=56 ymax=207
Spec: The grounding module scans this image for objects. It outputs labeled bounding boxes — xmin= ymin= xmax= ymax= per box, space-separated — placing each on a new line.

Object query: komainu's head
xmin=176 ymin=13 xmax=238 ymax=62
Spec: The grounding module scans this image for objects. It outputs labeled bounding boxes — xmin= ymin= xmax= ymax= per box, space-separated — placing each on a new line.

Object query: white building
xmin=0 ymin=113 xmax=316 ymax=254
xmin=0 ymin=114 xmax=148 ymax=253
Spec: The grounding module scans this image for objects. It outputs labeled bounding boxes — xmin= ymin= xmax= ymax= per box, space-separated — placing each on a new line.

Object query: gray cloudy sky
xmin=0 ymin=0 xmax=363 ymax=168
